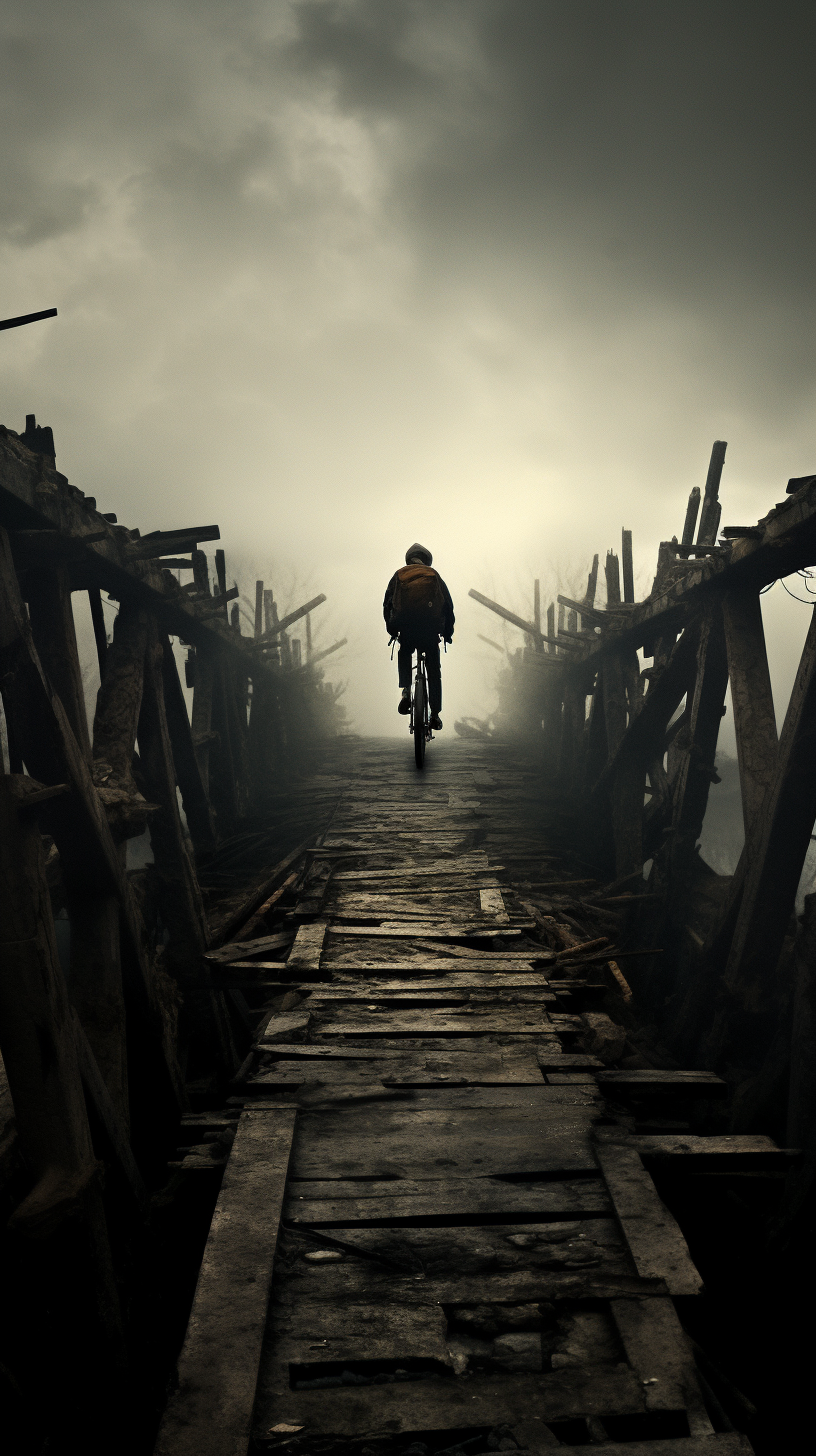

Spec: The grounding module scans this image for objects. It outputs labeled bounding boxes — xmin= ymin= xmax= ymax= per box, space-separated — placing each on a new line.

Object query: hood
xmin=405 ymin=542 xmax=433 ymax=565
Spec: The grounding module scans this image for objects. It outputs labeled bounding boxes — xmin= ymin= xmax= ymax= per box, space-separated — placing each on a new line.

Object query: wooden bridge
xmin=0 ymin=424 xmax=811 ymax=1454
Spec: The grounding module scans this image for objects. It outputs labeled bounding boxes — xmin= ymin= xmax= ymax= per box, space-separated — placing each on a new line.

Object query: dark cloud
xmin=0 ymin=1 xmax=813 ymax=732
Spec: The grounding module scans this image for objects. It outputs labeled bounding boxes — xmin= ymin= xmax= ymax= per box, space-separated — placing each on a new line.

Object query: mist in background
xmin=1 ymin=0 xmax=814 ymax=737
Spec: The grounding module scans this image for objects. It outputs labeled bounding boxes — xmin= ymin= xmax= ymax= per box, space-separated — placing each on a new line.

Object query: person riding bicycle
xmin=383 ymin=543 xmax=454 ymax=732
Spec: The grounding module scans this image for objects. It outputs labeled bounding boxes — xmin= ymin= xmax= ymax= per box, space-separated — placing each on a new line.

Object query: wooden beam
xmin=667 ymin=605 xmax=729 ymax=877
xmin=682 ymin=486 xmax=701 ymax=546
xmin=0 ymin=773 xmax=98 ymax=1233
xmin=719 ymin=605 xmax=816 ymax=1038
xmin=159 ymin=630 xmax=216 ymax=854
xmin=469 ymin=589 xmax=578 ymax=649
xmin=254 ymin=594 xmax=327 ymax=642
xmin=622 ymin=529 xmax=635 ymax=603
xmin=154 ymin=1106 xmax=297 ymax=1456
xmin=138 ymin=618 xmax=209 ymax=980
xmin=696 ymin=441 xmax=727 ymax=545
xmin=721 ymin=587 xmax=778 ymax=841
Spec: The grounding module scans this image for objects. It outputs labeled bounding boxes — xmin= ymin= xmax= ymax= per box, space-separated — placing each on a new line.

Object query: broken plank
xmin=205 ymin=931 xmax=293 ymax=964
xmin=253 ymin=1351 xmax=646 ymax=1438
xmin=284 ymin=1175 xmax=612 ymax=1225
xmin=596 ymin=1070 xmax=727 ymax=1097
xmin=594 ymin=1142 xmax=703 ymax=1297
xmin=154 ymin=1106 xmax=296 ymax=1456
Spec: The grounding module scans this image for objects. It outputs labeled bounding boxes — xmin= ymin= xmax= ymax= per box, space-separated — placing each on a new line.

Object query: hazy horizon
xmin=2 ymin=1 xmax=814 ymax=737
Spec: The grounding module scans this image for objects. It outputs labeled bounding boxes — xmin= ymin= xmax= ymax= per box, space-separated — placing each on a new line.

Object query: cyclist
xmin=383 ymin=543 xmax=454 ymax=731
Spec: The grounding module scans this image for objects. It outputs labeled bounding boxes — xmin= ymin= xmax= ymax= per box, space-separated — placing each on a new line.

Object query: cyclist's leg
xmin=425 ymin=640 xmax=442 ymax=718
xmin=397 ymin=636 xmax=413 ymax=713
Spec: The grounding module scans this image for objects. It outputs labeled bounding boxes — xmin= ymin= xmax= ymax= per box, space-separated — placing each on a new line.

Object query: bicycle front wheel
xmin=413 ymin=671 xmax=426 ymax=770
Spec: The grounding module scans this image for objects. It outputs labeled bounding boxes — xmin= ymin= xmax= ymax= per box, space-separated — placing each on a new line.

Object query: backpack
xmin=389 ymin=564 xmax=446 ymax=635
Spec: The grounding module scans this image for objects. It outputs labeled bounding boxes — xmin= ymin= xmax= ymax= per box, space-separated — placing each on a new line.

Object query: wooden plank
xmin=154 ymin=1106 xmax=296 ymax=1456
xmin=287 ymin=1107 xmax=599 ymax=1180
xmin=594 ymin=1142 xmax=703 ymax=1296
xmin=718 ymin=602 xmax=816 ymax=1038
xmin=633 ymin=1133 xmax=794 ymax=1168
xmin=159 ymin=627 xmax=216 ymax=854
xmin=307 ymin=1009 xmax=553 ymax=1037
xmin=305 ymin=973 xmax=553 ymax=991
xmin=253 ymin=1356 xmax=646 ymax=1438
xmin=596 ymin=1070 xmax=727 ymax=1097
xmin=270 ymin=1300 xmax=451 ymax=1370
xmin=610 ymin=1296 xmax=713 ymax=1432
xmin=479 ymin=885 xmax=508 ymax=920
xmin=286 ymin=919 xmax=328 ymax=971
xmin=666 ymin=606 xmax=729 ymax=875
xmin=284 ymin=1176 xmax=611 ymax=1224
xmin=257 ymin=1013 xmax=311 ymax=1042
xmin=721 ymin=587 xmax=778 ymax=839
xmin=328 ymin=922 xmax=529 ymax=940
xmin=206 ymin=931 xmax=294 ymax=964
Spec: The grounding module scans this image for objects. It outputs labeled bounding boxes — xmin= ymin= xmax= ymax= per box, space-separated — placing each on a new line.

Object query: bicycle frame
xmin=410 ymin=649 xmax=433 ymax=768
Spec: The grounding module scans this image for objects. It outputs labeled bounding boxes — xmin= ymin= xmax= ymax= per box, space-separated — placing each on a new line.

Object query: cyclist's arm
xmin=438 ymin=575 xmax=455 ymax=641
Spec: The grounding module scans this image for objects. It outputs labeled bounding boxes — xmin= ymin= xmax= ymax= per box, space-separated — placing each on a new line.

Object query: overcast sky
xmin=1 ymin=0 xmax=815 ymax=737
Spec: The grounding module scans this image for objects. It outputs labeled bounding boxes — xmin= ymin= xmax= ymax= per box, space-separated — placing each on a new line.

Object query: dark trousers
xmin=398 ymin=637 xmax=442 ymax=712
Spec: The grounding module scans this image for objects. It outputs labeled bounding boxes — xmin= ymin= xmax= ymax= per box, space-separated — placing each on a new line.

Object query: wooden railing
xmin=471 ymin=445 xmax=816 ymax=1114
xmin=0 ymin=416 xmax=344 ymax=1332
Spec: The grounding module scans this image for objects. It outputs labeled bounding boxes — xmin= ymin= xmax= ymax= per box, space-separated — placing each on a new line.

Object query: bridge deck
xmin=156 ymin=739 xmax=756 ymax=1456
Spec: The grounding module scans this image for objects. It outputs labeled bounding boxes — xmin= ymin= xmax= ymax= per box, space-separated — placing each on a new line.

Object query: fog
xmin=1 ymin=1 xmax=814 ymax=735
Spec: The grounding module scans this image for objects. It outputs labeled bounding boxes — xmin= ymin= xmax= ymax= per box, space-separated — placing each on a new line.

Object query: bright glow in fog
xmin=1 ymin=3 xmax=814 ymax=738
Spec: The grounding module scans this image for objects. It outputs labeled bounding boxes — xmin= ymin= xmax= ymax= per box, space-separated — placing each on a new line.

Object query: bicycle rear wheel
xmin=413 ymin=669 xmax=426 ymax=770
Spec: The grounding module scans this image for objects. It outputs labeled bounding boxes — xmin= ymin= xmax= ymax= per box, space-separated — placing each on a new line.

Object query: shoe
xmin=398 ymin=691 xmax=411 ymax=715
xmin=429 ymin=714 xmax=443 ymax=730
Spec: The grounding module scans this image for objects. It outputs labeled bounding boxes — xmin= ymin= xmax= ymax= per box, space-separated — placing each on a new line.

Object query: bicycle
xmin=410 ymin=648 xmax=434 ymax=769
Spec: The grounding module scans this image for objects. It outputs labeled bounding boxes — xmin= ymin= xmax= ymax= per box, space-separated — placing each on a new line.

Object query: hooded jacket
xmin=383 ymin=563 xmax=455 ymax=641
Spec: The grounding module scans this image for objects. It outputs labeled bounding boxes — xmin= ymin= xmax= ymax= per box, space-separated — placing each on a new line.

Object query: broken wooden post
xmin=721 ymin=588 xmax=777 ymax=842
xmin=622 ymin=529 xmax=634 ymax=603
xmin=214 ymin=548 xmax=228 ymax=622
xmin=682 ymin=487 xmax=701 ymax=546
xmin=88 ymin=586 xmax=108 ymax=679
xmin=584 ymin=553 xmax=599 ymax=608
xmin=605 ymin=551 xmax=621 ymax=607
xmin=696 ymin=441 xmax=727 ymax=545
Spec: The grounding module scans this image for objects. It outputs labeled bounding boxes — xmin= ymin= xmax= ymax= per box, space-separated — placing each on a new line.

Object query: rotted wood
xmin=665 ymin=603 xmax=729 ymax=879
xmin=721 ymin=586 xmax=778 ymax=840
xmin=208 ymin=657 xmax=240 ymax=832
xmin=159 ymin=627 xmax=216 ymax=853
xmin=25 ymin=560 xmax=92 ymax=759
xmin=138 ymin=619 xmax=208 ymax=980
xmin=190 ymin=646 xmax=215 ymax=796
xmin=0 ymin=773 xmax=98 ymax=1233
xmin=90 ymin=596 xmax=152 ymax=837
xmin=0 ymin=531 xmax=186 ymax=1114
xmin=712 ymin=605 xmax=816 ymax=1060
xmin=26 ymin=561 xmax=132 ymax=1123
xmin=138 ymin=619 xmax=238 ymax=1072
xmin=88 ymin=585 xmax=108 ymax=678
